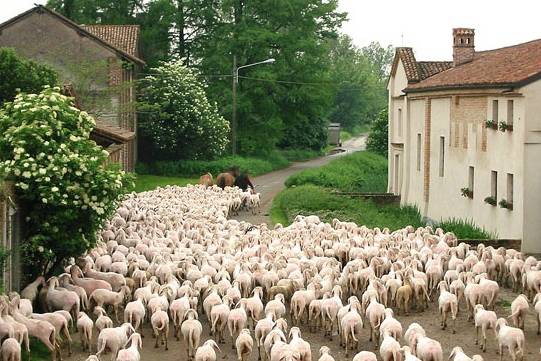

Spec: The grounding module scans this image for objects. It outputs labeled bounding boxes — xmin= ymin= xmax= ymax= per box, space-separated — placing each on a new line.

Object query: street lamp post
xmin=231 ymin=57 xmax=275 ymax=155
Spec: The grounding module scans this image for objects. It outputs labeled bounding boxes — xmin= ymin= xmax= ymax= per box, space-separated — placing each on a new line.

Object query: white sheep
xmin=0 ymin=337 xmax=21 ymax=361
xmin=116 ymin=332 xmax=142 ymax=361
xmin=96 ymin=323 xmax=134 ymax=361
xmin=495 ymin=318 xmax=524 ymax=361
xmin=195 ymin=339 xmax=221 ymax=361
xmin=235 ymin=328 xmax=253 ymax=361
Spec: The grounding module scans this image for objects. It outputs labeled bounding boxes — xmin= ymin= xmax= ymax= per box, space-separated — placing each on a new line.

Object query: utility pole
xmin=232 ymin=55 xmax=238 ymax=155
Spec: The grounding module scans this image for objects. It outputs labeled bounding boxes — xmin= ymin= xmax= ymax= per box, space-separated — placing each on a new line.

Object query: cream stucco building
xmin=388 ymin=28 xmax=541 ymax=253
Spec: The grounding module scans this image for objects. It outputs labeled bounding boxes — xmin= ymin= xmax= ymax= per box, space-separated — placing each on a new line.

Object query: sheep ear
xmin=212 ymin=341 xmax=221 ymax=353
xmin=448 ymin=349 xmax=455 ymax=360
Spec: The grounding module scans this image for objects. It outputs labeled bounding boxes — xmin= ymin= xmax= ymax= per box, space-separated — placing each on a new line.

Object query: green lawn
xmin=134 ymin=174 xmax=198 ymax=193
xmin=271 ymin=184 xmax=424 ymax=230
xmin=285 ymin=151 xmax=388 ymax=192
xmin=272 ymin=150 xmax=491 ymax=239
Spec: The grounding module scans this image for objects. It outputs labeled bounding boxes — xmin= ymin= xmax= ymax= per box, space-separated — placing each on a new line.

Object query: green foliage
xmin=136 ymin=152 xmax=289 ymax=178
xmin=285 ymin=151 xmax=388 ymax=192
xmin=279 ymin=149 xmax=323 ymax=162
xmin=134 ymin=175 xmax=198 ymax=193
xmin=199 ymin=0 xmax=345 ymax=154
xmin=437 ymin=218 xmax=495 ymax=239
xmin=366 ymin=109 xmax=389 ymax=157
xmin=0 ymin=48 xmax=58 ymax=106
xmin=328 ymin=36 xmax=389 ymax=131
xmin=138 ymin=61 xmax=230 ymax=160
xmin=0 ymin=87 xmax=133 ymax=276
xmin=271 ymin=185 xmax=423 ymax=229
xmin=360 ymin=42 xmax=395 ymax=81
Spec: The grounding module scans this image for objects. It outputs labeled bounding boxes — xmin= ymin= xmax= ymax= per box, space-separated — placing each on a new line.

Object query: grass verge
xmin=273 ymin=151 xmax=491 ymax=238
xmin=437 ymin=218 xmax=495 ymax=239
xmin=134 ymin=175 xmax=198 ymax=193
xmin=271 ymin=185 xmax=424 ymax=230
xmin=285 ymin=151 xmax=388 ymax=192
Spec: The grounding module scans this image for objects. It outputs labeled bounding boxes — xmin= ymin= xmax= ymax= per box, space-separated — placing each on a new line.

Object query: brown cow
xmin=199 ymin=173 xmax=213 ymax=187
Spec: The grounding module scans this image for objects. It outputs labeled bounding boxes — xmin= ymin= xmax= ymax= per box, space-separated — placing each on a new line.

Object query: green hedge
xmin=285 ymin=151 xmax=387 ymax=192
xmin=271 ymin=185 xmax=423 ymax=229
xmin=136 ymin=152 xmax=290 ymax=178
xmin=279 ymin=148 xmax=324 ymax=162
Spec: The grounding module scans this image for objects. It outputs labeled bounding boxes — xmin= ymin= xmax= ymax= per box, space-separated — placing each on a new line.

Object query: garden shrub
xmin=285 ymin=151 xmax=388 ymax=192
xmin=366 ymin=109 xmax=388 ymax=157
xmin=138 ymin=60 xmax=230 ymax=160
xmin=0 ymin=87 xmax=133 ymax=276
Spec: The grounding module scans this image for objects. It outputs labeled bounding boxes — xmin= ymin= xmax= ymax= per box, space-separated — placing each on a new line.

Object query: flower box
xmin=499 ymin=122 xmax=514 ymax=132
xmin=485 ymin=120 xmax=498 ymax=130
xmin=460 ymin=187 xmax=473 ymax=199
xmin=484 ymin=196 xmax=497 ymax=206
xmin=499 ymin=199 xmax=513 ymax=210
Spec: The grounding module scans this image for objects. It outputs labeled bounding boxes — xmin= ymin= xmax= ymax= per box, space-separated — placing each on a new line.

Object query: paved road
xmin=234 ymin=135 xmax=367 ymax=224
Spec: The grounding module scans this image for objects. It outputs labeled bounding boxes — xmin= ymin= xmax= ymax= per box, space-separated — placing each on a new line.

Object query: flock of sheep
xmin=0 ymin=184 xmax=540 ymax=361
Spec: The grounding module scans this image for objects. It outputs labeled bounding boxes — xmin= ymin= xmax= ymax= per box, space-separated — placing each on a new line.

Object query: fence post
xmin=0 ymin=182 xmax=21 ymax=292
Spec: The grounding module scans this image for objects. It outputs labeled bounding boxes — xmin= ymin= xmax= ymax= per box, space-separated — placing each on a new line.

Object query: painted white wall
xmin=520 ymin=79 xmax=541 ymax=252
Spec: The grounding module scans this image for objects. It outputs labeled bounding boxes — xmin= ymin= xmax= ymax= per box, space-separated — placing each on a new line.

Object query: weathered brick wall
xmin=450 ymin=96 xmax=487 ymax=151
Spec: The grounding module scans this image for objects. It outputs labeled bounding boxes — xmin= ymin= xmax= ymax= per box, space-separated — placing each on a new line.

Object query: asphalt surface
xmin=233 ymin=135 xmax=367 ymax=225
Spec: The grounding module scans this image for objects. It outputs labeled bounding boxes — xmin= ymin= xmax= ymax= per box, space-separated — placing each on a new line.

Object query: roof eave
xmin=404 ymin=82 xmax=516 ymax=94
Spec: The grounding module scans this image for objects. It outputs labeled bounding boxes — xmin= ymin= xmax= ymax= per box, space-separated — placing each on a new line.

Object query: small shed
xmin=328 ymin=123 xmax=342 ymax=146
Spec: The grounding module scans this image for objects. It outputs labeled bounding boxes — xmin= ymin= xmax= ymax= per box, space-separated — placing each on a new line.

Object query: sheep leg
xmin=62 ymin=325 xmax=72 ymax=356
xmin=475 ymin=326 xmax=479 ymax=345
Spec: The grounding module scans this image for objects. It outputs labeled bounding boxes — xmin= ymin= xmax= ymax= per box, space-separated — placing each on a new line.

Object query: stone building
xmin=387 ymin=28 xmax=541 ymax=253
xmin=0 ymin=5 xmax=144 ymax=172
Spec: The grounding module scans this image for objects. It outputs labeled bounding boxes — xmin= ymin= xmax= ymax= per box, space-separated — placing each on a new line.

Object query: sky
xmin=2 ymin=0 xmax=541 ymax=61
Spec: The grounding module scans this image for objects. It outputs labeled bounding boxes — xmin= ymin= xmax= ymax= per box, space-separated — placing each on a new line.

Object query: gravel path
xmin=233 ymin=135 xmax=367 ymax=225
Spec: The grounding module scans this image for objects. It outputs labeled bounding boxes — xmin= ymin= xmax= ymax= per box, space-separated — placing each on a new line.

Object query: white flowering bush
xmin=139 ymin=60 xmax=230 ymax=160
xmin=0 ymin=87 xmax=133 ymax=276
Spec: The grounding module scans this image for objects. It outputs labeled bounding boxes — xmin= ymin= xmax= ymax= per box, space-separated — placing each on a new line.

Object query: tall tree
xmin=327 ymin=35 xmax=386 ymax=131
xmin=361 ymin=41 xmax=395 ymax=82
xmin=198 ymin=0 xmax=346 ymax=153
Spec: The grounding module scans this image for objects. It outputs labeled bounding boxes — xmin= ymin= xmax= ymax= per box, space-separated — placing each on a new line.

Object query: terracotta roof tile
xmin=406 ymin=38 xmax=541 ymax=92
xmin=81 ymin=25 xmax=140 ymax=59
xmin=396 ymin=48 xmax=421 ymax=82
xmin=418 ymin=61 xmax=453 ymax=80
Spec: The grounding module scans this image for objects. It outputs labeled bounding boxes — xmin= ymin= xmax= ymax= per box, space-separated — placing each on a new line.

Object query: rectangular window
xmin=507 ymin=100 xmax=514 ymax=125
xmin=417 ymin=133 xmax=422 ymax=171
xmin=398 ymin=108 xmax=403 ymax=136
xmin=491 ymin=170 xmax=498 ymax=199
xmin=439 ymin=137 xmax=445 ymax=177
xmin=492 ymin=100 xmax=499 ymax=122
xmin=507 ymin=173 xmax=514 ymax=203
xmin=469 ymin=166 xmax=475 ymax=196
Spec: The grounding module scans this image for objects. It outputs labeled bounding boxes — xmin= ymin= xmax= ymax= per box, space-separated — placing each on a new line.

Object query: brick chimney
xmin=453 ymin=28 xmax=475 ymax=66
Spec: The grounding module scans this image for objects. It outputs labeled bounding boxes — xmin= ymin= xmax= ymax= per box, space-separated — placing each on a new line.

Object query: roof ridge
xmin=475 ymin=37 xmax=541 ymax=55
